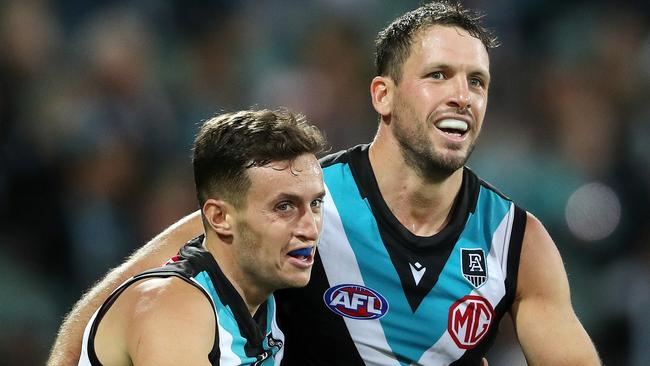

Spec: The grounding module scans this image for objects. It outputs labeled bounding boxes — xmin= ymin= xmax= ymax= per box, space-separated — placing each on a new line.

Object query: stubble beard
xmin=235 ymin=220 xmax=281 ymax=293
xmin=235 ymin=220 xmax=305 ymax=292
xmin=392 ymin=99 xmax=476 ymax=183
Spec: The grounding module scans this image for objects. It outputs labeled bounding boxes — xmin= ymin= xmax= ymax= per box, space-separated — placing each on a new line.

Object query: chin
xmin=436 ymin=150 xmax=470 ymax=170
xmin=283 ymin=273 xmax=311 ymax=289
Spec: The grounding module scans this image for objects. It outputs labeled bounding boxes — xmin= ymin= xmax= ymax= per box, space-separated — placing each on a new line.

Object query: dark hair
xmin=192 ymin=108 xmax=327 ymax=208
xmin=375 ymin=1 xmax=499 ymax=83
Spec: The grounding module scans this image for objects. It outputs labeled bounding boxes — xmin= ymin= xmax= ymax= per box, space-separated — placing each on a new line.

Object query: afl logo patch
xmin=323 ymin=284 xmax=389 ymax=320
xmin=448 ymin=295 xmax=495 ymax=349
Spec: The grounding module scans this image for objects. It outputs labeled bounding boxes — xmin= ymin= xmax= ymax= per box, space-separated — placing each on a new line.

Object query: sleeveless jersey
xmin=79 ymin=236 xmax=285 ymax=366
xmin=276 ymin=144 xmax=526 ymax=366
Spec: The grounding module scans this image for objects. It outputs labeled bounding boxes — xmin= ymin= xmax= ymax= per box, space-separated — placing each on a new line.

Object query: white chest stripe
xmin=217 ymin=317 xmax=241 ymax=365
xmin=415 ymin=203 xmax=515 ymax=365
xmin=318 ymin=184 xmax=402 ymax=366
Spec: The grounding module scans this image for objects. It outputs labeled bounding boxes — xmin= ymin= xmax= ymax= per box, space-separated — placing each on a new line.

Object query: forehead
xmin=406 ymin=25 xmax=490 ymax=74
xmin=245 ymin=154 xmax=324 ymax=202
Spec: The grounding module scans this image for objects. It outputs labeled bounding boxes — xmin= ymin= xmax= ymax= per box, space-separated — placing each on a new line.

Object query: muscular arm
xmin=511 ymin=213 xmax=600 ymax=365
xmin=48 ymin=211 xmax=204 ymax=366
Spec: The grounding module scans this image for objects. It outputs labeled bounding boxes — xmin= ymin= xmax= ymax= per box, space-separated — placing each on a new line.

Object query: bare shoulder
xmin=47 ymin=211 xmax=206 ymax=366
xmin=127 ymin=276 xmax=215 ymax=322
xmin=522 ymin=211 xmax=555 ymax=252
xmin=515 ymin=211 xmax=568 ymax=301
xmin=126 ymin=276 xmax=216 ymax=341
xmin=98 ymin=276 xmax=216 ymax=365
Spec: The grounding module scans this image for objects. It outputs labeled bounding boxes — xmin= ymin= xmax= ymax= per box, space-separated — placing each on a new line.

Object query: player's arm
xmin=511 ymin=212 xmax=601 ymax=365
xmin=95 ymin=277 xmax=216 ymax=366
xmin=48 ymin=210 xmax=204 ymax=366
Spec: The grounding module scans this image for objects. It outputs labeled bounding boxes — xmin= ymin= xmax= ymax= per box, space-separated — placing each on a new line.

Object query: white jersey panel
xmin=319 ymin=183 xmax=402 ymax=366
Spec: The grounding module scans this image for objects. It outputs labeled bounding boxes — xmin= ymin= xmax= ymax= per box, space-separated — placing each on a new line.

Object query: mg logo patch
xmin=461 ymin=248 xmax=487 ymax=288
xmin=323 ymin=284 xmax=389 ymax=320
xmin=448 ymin=295 xmax=495 ymax=349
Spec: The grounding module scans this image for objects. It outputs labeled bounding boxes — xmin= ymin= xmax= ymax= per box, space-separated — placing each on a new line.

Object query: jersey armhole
xmin=86 ymin=272 xmax=220 ymax=365
xmin=505 ymin=205 xmax=527 ymax=310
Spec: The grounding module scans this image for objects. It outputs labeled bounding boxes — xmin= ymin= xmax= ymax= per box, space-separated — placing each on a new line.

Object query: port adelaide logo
xmin=461 ymin=248 xmax=487 ymax=288
xmin=323 ymin=284 xmax=389 ymax=320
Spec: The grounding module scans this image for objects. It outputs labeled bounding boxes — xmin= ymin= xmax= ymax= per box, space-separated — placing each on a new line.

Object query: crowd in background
xmin=1 ymin=0 xmax=649 ymax=364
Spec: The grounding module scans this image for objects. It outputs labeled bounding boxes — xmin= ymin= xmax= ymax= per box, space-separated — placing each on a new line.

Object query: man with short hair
xmin=76 ymin=109 xmax=327 ymax=365
xmin=52 ymin=2 xmax=601 ymax=365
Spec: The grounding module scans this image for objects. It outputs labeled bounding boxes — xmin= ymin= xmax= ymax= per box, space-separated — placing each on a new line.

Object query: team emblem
xmin=253 ymin=333 xmax=283 ymax=365
xmin=266 ymin=332 xmax=283 ymax=350
xmin=461 ymin=248 xmax=487 ymax=288
xmin=323 ymin=284 xmax=389 ymax=320
xmin=448 ymin=295 xmax=495 ymax=349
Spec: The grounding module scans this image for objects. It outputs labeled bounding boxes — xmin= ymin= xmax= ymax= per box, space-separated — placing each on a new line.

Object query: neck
xmin=368 ymin=128 xmax=464 ymax=237
xmin=203 ymin=235 xmax=268 ymax=315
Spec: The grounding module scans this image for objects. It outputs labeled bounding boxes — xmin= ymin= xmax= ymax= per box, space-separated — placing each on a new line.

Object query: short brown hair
xmin=375 ymin=1 xmax=499 ymax=84
xmin=192 ymin=108 xmax=327 ymax=208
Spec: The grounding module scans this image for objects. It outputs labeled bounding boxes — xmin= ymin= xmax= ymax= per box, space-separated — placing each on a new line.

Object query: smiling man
xmin=76 ymin=109 xmax=327 ymax=366
xmin=52 ymin=2 xmax=600 ymax=366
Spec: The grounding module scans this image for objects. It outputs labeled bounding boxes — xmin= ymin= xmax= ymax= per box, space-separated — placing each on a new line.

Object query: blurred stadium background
xmin=1 ymin=0 xmax=649 ymax=364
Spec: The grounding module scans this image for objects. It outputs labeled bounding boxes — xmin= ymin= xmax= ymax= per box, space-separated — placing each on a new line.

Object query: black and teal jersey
xmin=79 ymin=236 xmax=284 ymax=366
xmin=276 ymin=144 xmax=526 ymax=366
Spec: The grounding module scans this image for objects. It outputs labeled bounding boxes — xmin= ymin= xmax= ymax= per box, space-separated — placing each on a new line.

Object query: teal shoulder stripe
xmin=193 ymin=270 xmax=218 ymax=301
xmin=193 ymin=271 xmax=244 ymax=364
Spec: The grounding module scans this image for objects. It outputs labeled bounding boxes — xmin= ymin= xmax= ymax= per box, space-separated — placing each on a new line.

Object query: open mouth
xmin=287 ymin=247 xmax=314 ymax=262
xmin=434 ymin=118 xmax=469 ymax=138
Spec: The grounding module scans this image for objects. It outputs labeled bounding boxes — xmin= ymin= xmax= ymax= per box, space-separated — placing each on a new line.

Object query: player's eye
xmin=311 ymin=198 xmax=324 ymax=209
xmin=429 ymin=71 xmax=445 ymax=80
xmin=276 ymin=202 xmax=294 ymax=211
xmin=469 ymin=77 xmax=484 ymax=88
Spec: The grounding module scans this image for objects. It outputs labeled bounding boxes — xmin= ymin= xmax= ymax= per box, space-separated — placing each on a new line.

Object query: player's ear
xmin=202 ymin=199 xmax=234 ymax=236
xmin=371 ymin=76 xmax=393 ymax=116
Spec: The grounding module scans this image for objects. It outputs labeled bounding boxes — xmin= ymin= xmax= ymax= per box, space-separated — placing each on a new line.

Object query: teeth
xmin=435 ymin=119 xmax=468 ymax=132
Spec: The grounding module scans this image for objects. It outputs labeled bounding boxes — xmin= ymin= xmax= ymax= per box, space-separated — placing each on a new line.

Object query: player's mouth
xmin=286 ymin=247 xmax=315 ymax=268
xmin=434 ymin=118 xmax=469 ymax=141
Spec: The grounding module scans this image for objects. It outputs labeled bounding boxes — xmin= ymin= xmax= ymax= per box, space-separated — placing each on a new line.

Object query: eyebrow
xmin=272 ymin=190 xmax=326 ymax=202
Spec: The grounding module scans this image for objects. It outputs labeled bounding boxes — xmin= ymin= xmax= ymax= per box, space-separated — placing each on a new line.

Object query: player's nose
xmin=295 ymin=209 xmax=320 ymax=242
xmin=447 ymin=75 xmax=471 ymax=112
